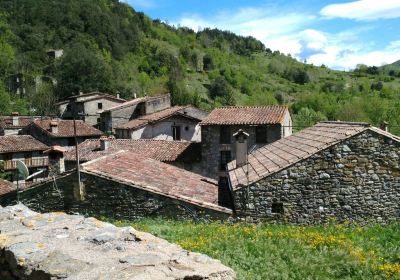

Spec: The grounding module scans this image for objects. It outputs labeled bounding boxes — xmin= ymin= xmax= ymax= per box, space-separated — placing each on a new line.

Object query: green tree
xmin=294 ymin=107 xmax=327 ymax=129
xmin=56 ymin=43 xmax=113 ymax=98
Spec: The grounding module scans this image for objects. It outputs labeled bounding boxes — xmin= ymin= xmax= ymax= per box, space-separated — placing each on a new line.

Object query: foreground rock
xmin=0 ymin=204 xmax=236 ymax=280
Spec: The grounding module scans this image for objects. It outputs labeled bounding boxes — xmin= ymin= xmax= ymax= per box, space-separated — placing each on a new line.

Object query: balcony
xmin=3 ymin=158 xmax=49 ymax=170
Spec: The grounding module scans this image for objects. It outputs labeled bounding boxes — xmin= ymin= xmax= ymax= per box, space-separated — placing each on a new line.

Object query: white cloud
xmin=320 ymin=0 xmax=400 ymax=20
xmin=175 ymin=6 xmax=314 ymax=57
xmin=174 ymin=4 xmax=400 ymax=70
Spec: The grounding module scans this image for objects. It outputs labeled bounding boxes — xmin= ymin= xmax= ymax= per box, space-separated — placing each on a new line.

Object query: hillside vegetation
xmin=0 ymin=0 xmax=400 ymax=134
xmin=110 ymin=219 xmax=400 ymax=280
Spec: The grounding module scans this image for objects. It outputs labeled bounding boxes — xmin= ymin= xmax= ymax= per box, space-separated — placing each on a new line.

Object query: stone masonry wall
xmin=0 ymin=172 xmax=230 ymax=221
xmin=201 ymin=124 xmax=282 ymax=180
xmin=233 ymin=130 xmax=400 ymax=224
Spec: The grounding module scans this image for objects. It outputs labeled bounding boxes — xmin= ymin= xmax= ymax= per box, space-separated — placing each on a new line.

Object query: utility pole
xmin=72 ymin=100 xmax=83 ymax=198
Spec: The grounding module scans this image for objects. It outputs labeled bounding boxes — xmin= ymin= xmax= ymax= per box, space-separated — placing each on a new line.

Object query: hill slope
xmin=0 ymin=0 xmax=399 ymax=134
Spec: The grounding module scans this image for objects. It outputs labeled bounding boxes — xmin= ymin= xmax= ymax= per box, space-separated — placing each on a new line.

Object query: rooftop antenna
xmin=16 ymin=160 xmax=45 ymax=203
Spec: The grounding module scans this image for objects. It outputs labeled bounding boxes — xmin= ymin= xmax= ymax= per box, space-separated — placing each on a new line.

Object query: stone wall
xmin=0 ymin=204 xmax=235 ymax=279
xmin=0 ymin=172 xmax=230 ymax=221
xmin=201 ymin=124 xmax=282 ymax=180
xmin=233 ymin=130 xmax=400 ymax=224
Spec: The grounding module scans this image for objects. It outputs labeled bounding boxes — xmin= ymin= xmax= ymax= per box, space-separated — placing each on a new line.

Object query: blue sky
xmin=125 ymin=0 xmax=400 ymax=70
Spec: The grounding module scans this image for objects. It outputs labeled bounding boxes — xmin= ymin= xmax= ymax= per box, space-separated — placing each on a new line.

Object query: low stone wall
xmin=234 ymin=130 xmax=400 ymax=224
xmin=0 ymin=204 xmax=236 ymax=279
xmin=0 ymin=172 xmax=230 ymax=222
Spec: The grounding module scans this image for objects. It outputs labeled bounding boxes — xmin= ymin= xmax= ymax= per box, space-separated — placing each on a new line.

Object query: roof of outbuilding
xmin=64 ymin=139 xmax=201 ymax=162
xmin=0 ymin=179 xmax=15 ymax=196
xmin=200 ymin=106 xmax=289 ymax=126
xmin=32 ymin=119 xmax=103 ymax=138
xmin=0 ymin=116 xmax=46 ymax=129
xmin=116 ymin=106 xmax=203 ymax=130
xmin=0 ymin=135 xmax=49 ymax=153
xmin=228 ymin=121 xmax=399 ymax=190
xmin=82 ymin=151 xmax=231 ymax=213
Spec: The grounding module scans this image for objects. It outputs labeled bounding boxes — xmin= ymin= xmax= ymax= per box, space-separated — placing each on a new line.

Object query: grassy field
xmin=109 ymin=219 xmax=400 ymax=280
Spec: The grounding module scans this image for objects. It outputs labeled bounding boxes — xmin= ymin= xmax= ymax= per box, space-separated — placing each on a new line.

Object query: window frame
xmin=219 ymin=151 xmax=232 ymax=171
xmin=172 ymin=126 xmax=181 ymax=141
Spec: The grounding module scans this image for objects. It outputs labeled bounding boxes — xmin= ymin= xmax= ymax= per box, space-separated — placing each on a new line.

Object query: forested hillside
xmin=1 ymin=0 xmax=400 ymax=134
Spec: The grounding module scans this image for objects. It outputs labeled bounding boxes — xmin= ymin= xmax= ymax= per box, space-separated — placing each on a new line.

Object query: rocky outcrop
xmin=0 ymin=204 xmax=236 ymax=279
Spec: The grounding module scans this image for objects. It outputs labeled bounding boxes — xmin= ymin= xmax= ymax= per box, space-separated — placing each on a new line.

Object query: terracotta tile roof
xmin=200 ymin=106 xmax=289 ymax=125
xmin=0 ymin=179 xmax=15 ymax=196
xmin=227 ymin=121 xmax=390 ymax=190
xmin=32 ymin=119 xmax=103 ymax=138
xmin=0 ymin=135 xmax=49 ymax=153
xmin=0 ymin=116 xmax=46 ymax=129
xmin=64 ymin=139 xmax=201 ymax=162
xmin=116 ymin=106 xmax=202 ymax=130
xmin=82 ymin=151 xmax=231 ymax=213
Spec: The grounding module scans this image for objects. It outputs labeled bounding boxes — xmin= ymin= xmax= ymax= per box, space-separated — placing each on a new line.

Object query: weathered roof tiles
xmin=200 ymin=106 xmax=289 ymax=126
xmin=82 ymin=151 xmax=231 ymax=213
xmin=32 ymin=119 xmax=103 ymax=138
xmin=227 ymin=121 xmax=398 ymax=190
xmin=0 ymin=135 xmax=49 ymax=153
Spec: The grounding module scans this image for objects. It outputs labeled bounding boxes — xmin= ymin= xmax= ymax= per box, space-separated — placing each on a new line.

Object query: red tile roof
xmin=0 ymin=135 xmax=49 ymax=153
xmin=82 ymin=151 xmax=231 ymax=213
xmin=32 ymin=119 xmax=103 ymax=138
xmin=116 ymin=106 xmax=202 ymax=130
xmin=200 ymin=106 xmax=289 ymax=125
xmin=228 ymin=121 xmax=395 ymax=190
xmin=64 ymin=139 xmax=201 ymax=162
xmin=0 ymin=116 xmax=46 ymax=129
xmin=0 ymin=179 xmax=15 ymax=196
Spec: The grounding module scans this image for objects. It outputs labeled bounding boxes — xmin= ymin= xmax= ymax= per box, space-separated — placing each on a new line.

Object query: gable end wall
xmin=233 ymin=130 xmax=400 ymax=224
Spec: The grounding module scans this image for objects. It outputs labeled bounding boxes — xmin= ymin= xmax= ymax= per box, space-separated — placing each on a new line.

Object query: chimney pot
xmin=117 ymin=93 xmax=120 ymax=99
xmin=233 ymin=129 xmax=249 ymax=168
xmin=11 ymin=112 xmax=19 ymax=126
xmin=50 ymin=121 xmax=59 ymax=134
xmin=100 ymin=136 xmax=110 ymax=151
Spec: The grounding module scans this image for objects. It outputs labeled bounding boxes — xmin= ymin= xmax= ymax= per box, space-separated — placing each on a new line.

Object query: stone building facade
xmin=115 ymin=106 xmax=207 ymax=142
xmin=0 ymin=135 xmax=49 ymax=183
xmin=228 ymin=122 xmax=400 ymax=224
xmin=57 ymin=92 xmax=126 ymax=127
xmin=0 ymin=113 xmax=44 ymax=136
xmin=99 ymin=94 xmax=171 ymax=133
xmin=200 ymin=106 xmax=292 ymax=207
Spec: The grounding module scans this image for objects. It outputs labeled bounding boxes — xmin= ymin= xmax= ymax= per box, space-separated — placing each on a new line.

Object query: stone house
xmin=99 ymin=94 xmax=171 ymax=133
xmin=115 ymin=106 xmax=207 ymax=142
xmin=0 ymin=135 xmax=49 ymax=183
xmin=64 ymin=137 xmax=202 ymax=174
xmin=57 ymin=92 xmax=126 ymax=127
xmin=23 ymin=119 xmax=103 ymax=148
xmin=0 ymin=113 xmax=46 ymax=136
xmin=0 ymin=151 xmax=232 ymax=221
xmin=227 ymin=121 xmax=400 ymax=224
xmin=199 ymin=106 xmax=292 ymax=207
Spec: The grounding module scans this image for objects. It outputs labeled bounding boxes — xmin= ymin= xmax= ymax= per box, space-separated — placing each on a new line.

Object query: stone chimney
xmin=233 ymin=129 xmax=249 ymax=168
xmin=100 ymin=136 xmax=110 ymax=151
xmin=11 ymin=112 xmax=19 ymax=126
xmin=380 ymin=121 xmax=389 ymax=132
xmin=117 ymin=93 xmax=120 ymax=99
xmin=44 ymin=146 xmax=66 ymax=177
xmin=50 ymin=121 xmax=59 ymax=134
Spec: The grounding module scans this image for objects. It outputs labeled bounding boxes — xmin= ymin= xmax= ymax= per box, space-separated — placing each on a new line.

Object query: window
xmin=220 ymin=126 xmax=231 ymax=144
xmin=66 ymin=104 xmax=71 ymax=111
xmin=97 ymin=103 xmax=103 ymax=109
xmin=172 ymin=126 xmax=181 ymax=141
xmin=68 ymin=138 xmax=76 ymax=146
xmin=255 ymin=126 xmax=267 ymax=144
xmin=218 ymin=177 xmax=233 ymax=208
xmin=271 ymin=202 xmax=284 ymax=214
xmin=219 ymin=151 xmax=231 ymax=171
